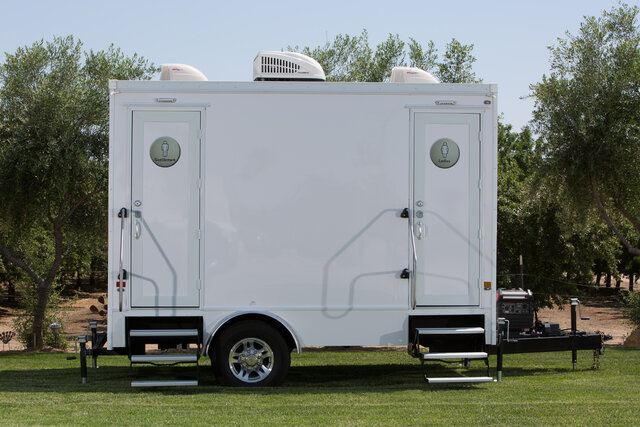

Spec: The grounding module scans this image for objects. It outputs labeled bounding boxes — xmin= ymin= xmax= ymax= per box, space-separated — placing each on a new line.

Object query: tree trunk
xmin=31 ymin=220 xmax=65 ymax=349
xmin=616 ymin=276 xmax=621 ymax=289
xmin=595 ymin=273 xmax=602 ymax=286
xmin=605 ymin=273 xmax=611 ymax=288
xmin=630 ymin=273 xmax=635 ymax=292
xmin=31 ymin=279 xmax=53 ymax=348
xmin=7 ymin=281 xmax=15 ymax=303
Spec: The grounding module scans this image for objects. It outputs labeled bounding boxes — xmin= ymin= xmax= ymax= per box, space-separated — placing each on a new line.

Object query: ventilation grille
xmin=253 ymin=51 xmax=326 ymax=81
xmin=261 ymin=56 xmax=301 ymax=74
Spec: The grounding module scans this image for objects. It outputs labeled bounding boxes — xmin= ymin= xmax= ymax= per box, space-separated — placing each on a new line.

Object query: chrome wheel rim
xmin=228 ymin=337 xmax=274 ymax=383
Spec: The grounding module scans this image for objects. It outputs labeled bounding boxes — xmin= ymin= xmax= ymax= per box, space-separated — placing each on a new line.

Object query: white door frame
xmin=130 ymin=110 xmax=202 ymax=308
xmin=411 ymin=111 xmax=482 ymax=307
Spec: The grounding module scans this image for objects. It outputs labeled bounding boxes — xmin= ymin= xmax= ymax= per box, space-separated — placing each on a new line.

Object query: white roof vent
xmin=390 ymin=67 xmax=439 ymax=83
xmin=160 ymin=64 xmax=208 ymax=81
xmin=253 ymin=51 xmax=325 ymax=81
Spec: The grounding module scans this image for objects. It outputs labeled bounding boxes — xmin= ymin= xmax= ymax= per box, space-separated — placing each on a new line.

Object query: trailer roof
xmin=109 ymin=80 xmax=497 ymax=96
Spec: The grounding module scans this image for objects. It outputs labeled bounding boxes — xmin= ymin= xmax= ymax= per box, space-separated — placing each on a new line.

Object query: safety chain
xmin=591 ymin=331 xmax=605 ymax=370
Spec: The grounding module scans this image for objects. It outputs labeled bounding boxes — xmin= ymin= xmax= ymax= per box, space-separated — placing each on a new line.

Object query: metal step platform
xmin=413 ymin=327 xmax=495 ymax=384
xmin=129 ymin=329 xmax=199 ymax=338
xmin=131 ymin=380 xmax=198 ymax=387
xmin=425 ymin=376 xmax=494 ymax=384
xmin=416 ymin=327 xmax=485 ymax=335
xmin=420 ymin=352 xmax=488 ymax=360
xmin=130 ymin=354 xmax=199 ymax=364
xmin=128 ymin=328 xmax=201 ymax=387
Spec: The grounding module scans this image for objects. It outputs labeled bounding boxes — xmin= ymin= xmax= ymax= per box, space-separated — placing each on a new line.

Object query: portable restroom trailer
xmin=107 ymin=52 xmax=498 ymax=386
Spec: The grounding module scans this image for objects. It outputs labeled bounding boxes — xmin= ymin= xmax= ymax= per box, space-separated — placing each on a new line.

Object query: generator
xmin=497 ymin=288 xmax=535 ymax=331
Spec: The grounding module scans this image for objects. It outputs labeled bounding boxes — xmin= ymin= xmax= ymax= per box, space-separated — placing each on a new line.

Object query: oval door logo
xmin=430 ymin=138 xmax=460 ymax=169
xmin=150 ymin=136 xmax=181 ymax=167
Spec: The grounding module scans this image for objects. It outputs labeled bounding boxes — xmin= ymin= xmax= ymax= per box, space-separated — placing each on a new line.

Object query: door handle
xmin=415 ymin=221 xmax=424 ymax=240
xmin=135 ymin=220 xmax=141 ymax=239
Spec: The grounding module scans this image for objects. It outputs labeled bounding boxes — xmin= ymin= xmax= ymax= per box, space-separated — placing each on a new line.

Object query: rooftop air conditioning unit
xmin=390 ymin=66 xmax=439 ymax=83
xmin=253 ymin=51 xmax=326 ymax=81
xmin=160 ymin=64 xmax=208 ymax=81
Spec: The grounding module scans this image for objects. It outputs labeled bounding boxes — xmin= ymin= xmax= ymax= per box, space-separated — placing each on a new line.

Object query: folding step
xmin=425 ymin=377 xmax=494 ymax=384
xmin=131 ymin=380 xmax=198 ymax=387
xmin=420 ymin=352 xmax=488 ymax=360
xmin=130 ymin=354 xmax=198 ymax=363
xmin=129 ymin=329 xmax=199 ymax=338
xmin=128 ymin=328 xmax=201 ymax=387
xmin=416 ymin=327 xmax=485 ymax=335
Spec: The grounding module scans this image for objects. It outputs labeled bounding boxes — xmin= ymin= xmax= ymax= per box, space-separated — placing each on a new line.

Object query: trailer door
xmin=131 ymin=111 xmax=201 ymax=307
xmin=413 ymin=113 xmax=481 ymax=306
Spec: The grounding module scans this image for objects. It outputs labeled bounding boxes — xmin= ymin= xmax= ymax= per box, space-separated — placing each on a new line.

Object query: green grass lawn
xmin=0 ymin=348 xmax=638 ymax=426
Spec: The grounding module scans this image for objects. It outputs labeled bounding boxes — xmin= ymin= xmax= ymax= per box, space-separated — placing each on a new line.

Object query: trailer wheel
xmin=213 ymin=320 xmax=290 ymax=386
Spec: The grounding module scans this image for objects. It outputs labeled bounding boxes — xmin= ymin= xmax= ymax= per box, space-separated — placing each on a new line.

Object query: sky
xmin=1 ymin=0 xmax=638 ymax=130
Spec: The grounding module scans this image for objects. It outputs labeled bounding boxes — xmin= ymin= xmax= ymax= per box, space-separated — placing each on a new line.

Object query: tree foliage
xmin=531 ymin=3 xmax=640 ymax=257
xmin=0 ymin=36 xmax=156 ymax=348
xmin=496 ymin=121 xmax=621 ymax=306
xmin=290 ymin=30 xmax=479 ymax=83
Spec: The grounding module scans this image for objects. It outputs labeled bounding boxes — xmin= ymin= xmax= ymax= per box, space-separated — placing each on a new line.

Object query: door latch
xmin=117 ymin=269 xmax=128 ymax=280
xmin=400 ymin=268 xmax=410 ymax=279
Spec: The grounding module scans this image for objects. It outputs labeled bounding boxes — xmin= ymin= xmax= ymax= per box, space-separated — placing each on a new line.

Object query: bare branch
xmin=0 ymin=241 xmax=45 ymax=286
xmin=592 ymin=177 xmax=640 ymax=256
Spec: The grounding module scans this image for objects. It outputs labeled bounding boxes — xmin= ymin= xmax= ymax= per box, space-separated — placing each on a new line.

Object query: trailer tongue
xmin=492 ymin=293 xmax=610 ymax=381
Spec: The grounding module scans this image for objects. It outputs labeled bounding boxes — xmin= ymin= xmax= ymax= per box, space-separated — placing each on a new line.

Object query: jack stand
xmin=78 ymin=335 xmax=88 ymax=384
xmin=89 ymin=321 xmax=98 ymax=369
xmin=497 ymin=317 xmax=505 ymax=382
xmin=571 ymin=299 xmax=578 ymax=371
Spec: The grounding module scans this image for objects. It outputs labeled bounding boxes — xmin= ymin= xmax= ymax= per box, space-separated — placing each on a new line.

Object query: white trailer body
xmin=108 ymin=79 xmax=498 ymax=385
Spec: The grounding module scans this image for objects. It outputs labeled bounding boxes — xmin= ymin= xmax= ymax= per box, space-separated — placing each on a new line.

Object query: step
xmin=420 ymin=352 xmax=488 ymax=360
xmin=131 ymin=380 xmax=198 ymax=387
xmin=130 ymin=354 xmax=198 ymax=363
xmin=425 ymin=377 xmax=494 ymax=384
xmin=416 ymin=327 xmax=485 ymax=335
xmin=129 ymin=329 xmax=199 ymax=338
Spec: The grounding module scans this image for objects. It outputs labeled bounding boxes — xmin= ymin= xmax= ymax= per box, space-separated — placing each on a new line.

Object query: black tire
xmin=212 ymin=320 xmax=290 ymax=387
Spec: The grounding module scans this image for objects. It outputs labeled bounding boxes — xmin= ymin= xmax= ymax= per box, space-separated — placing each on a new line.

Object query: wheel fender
xmin=204 ymin=311 xmax=301 ymax=356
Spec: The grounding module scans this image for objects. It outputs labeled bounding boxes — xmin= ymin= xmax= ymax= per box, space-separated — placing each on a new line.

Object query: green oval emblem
xmin=150 ymin=136 xmax=181 ymax=168
xmin=430 ymin=138 xmax=460 ymax=169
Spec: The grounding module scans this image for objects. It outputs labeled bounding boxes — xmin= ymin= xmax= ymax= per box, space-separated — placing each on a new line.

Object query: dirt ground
xmin=537 ymin=298 xmax=632 ymax=345
xmin=0 ymin=291 xmax=106 ymax=352
xmin=0 ymin=289 xmax=636 ymax=352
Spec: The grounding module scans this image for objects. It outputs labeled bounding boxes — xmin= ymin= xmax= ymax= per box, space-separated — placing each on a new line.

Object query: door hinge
xmin=196 ymin=229 xmax=201 ymax=240
xmin=478 ymin=179 xmax=482 ymax=189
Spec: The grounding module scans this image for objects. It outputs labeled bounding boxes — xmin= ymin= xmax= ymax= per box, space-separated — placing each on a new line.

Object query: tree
xmin=531 ymin=3 xmax=640 ymax=257
xmin=434 ymin=39 xmax=480 ymax=83
xmin=0 ymin=36 xmax=156 ymax=348
xmin=290 ymin=30 xmax=479 ymax=83
xmin=496 ymin=121 xmax=620 ymax=306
